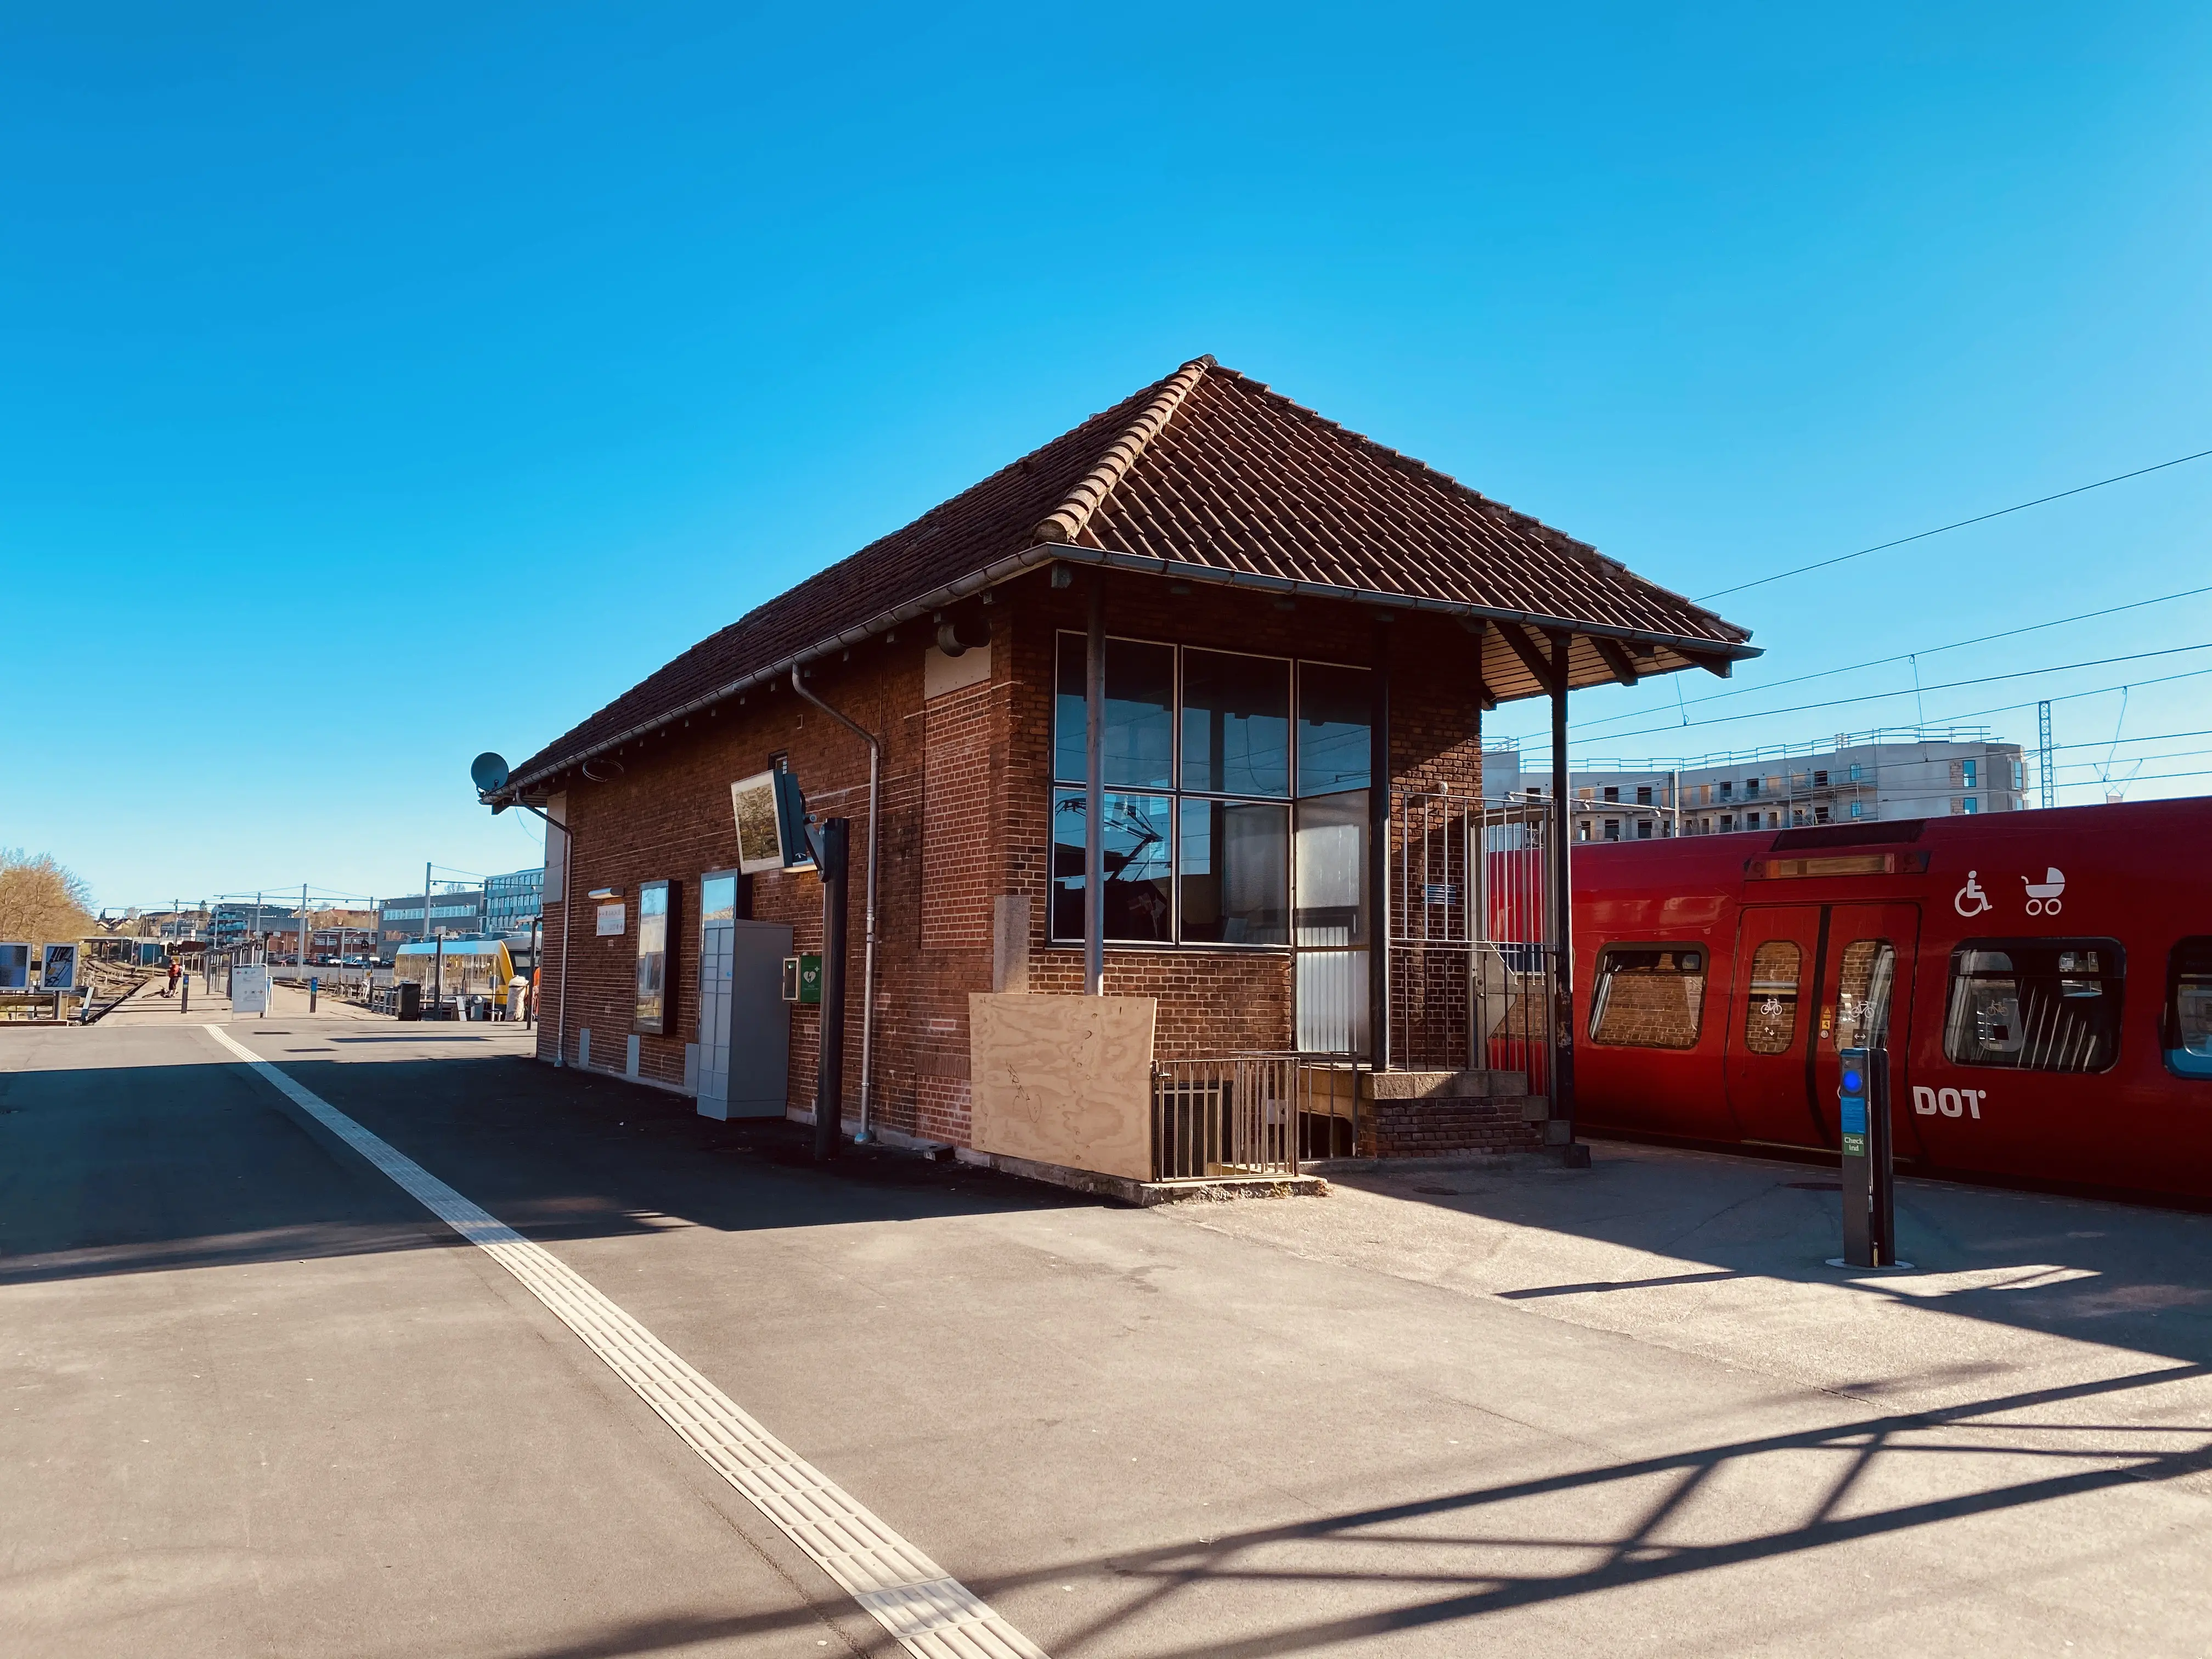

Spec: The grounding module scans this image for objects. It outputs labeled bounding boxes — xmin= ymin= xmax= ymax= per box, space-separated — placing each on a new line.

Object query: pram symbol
xmin=2022 ymin=867 xmax=2065 ymax=917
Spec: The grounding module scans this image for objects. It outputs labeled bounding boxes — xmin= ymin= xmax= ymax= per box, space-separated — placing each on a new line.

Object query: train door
xmin=1724 ymin=907 xmax=1825 ymax=1146
xmin=1807 ymin=904 xmax=1922 ymax=1157
xmin=1725 ymin=904 xmax=1921 ymax=1153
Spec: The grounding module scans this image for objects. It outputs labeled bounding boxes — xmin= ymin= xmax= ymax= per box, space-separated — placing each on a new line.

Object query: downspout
xmin=792 ymin=664 xmax=882 ymax=1142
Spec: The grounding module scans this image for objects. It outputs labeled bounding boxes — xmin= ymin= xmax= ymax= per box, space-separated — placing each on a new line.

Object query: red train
xmin=1570 ymin=797 xmax=2212 ymax=1205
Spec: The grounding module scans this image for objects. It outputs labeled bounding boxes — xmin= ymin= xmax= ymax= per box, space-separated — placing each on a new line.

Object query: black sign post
xmin=809 ymin=817 xmax=850 ymax=1164
xmin=1832 ymin=1044 xmax=1909 ymax=1271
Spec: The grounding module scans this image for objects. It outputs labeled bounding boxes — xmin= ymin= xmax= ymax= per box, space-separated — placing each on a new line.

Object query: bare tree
xmin=0 ymin=851 xmax=99 ymax=944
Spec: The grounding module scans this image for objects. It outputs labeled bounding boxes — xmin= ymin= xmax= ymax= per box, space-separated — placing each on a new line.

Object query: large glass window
xmin=1294 ymin=791 xmax=1368 ymax=947
xmin=1181 ymin=800 xmax=1290 ymax=944
xmin=1051 ymin=635 xmax=1369 ymax=949
xmin=635 ymin=880 xmax=670 ymax=1033
xmin=1943 ymin=939 xmax=2123 ymax=1073
xmin=2169 ymin=939 xmax=2212 ymax=1079
xmin=1182 ymin=650 xmax=1290 ymax=797
xmin=1051 ymin=791 xmax=1174 ymax=942
xmin=1055 ymin=637 xmax=1174 ymax=789
xmin=1742 ymin=941 xmax=1802 ymax=1055
xmin=1589 ymin=945 xmax=1706 ymax=1048
xmin=1296 ymin=663 xmax=1373 ymax=795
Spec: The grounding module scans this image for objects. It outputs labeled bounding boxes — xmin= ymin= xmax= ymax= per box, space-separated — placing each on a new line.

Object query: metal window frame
xmin=1043 ymin=630 xmax=1373 ymax=955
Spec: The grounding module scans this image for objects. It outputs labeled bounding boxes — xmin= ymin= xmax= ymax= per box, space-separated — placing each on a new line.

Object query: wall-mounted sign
xmin=781 ymin=953 xmax=822 ymax=1005
xmin=40 ymin=944 xmax=77 ymax=992
xmin=731 ymin=768 xmax=814 ymax=874
xmin=596 ymin=902 xmax=627 ymax=936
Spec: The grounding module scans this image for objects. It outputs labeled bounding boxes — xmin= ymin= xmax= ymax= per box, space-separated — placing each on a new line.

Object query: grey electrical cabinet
xmin=696 ymin=874 xmax=792 ymax=1121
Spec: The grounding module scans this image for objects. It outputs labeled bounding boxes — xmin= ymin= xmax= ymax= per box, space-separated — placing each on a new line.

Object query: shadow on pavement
xmin=1323 ymin=1141 xmax=2212 ymax=1369
xmin=0 ymin=1046 xmax=1077 ymax=1288
xmin=469 ymin=1358 xmax=2212 ymax=1659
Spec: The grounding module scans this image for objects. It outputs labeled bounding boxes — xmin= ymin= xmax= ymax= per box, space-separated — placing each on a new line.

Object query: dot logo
xmin=1913 ymin=1085 xmax=1987 ymax=1119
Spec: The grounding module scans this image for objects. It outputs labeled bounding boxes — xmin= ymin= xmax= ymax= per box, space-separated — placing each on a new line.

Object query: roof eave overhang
xmin=494 ymin=541 xmax=1758 ymax=804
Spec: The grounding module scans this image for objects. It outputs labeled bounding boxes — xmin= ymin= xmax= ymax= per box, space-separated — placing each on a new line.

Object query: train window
xmin=1943 ymin=939 xmax=2124 ymax=1073
xmin=2168 ymin=938 xmax=2212 ymax=1079
xmin=1742 ymin=941 xmax=1802 ymax=1054
xmin=634 ymin=879 xmax=670 ymax=1034
xmin=1832 ymin=940 xmax=1896 ymax=1049
xmin=1589 ymin=946 xmax=1706 ymax=1049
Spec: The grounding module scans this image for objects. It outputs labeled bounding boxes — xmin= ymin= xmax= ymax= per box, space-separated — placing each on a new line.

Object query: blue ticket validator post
xmin=1835 ymin=1045 xmax=1903 ymax=1269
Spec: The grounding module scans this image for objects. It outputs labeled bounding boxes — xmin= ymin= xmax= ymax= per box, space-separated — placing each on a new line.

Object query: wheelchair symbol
xmin=1954 ymin=871 xmax=1992 ymax=918
xmin=2022 ymin=867 xmax=2065 ymax=917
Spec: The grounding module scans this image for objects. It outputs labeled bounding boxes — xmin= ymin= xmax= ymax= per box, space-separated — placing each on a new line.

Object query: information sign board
xmin=40 ymin=944 xmax=77 ymax=992
xmin=230 ymin=963 xmax=272 ymax=1015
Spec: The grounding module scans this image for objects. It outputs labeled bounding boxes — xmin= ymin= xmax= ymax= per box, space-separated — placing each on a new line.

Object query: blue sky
xmin=7 ymin=4 xmax=2210 ymax=911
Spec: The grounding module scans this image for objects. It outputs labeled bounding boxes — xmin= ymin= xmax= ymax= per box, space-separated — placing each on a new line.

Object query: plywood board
xmin=969 ymin=993 xmax=1155 ymax=1181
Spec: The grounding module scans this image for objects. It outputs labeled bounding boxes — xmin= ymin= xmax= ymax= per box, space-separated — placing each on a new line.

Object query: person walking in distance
xmin=165 ymin=959 xmax=180 ymax=998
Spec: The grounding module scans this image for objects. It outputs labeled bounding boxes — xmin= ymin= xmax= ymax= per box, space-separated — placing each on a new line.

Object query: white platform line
xmin=201 ymin=1023 xmax=1046 ymax=1659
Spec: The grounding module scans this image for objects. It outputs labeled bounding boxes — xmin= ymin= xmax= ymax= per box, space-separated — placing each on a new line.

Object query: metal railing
xmin=1151 ymin=1054 xmax=1363 ymax=1179
xmin=1390 ymin=795 xmax=1558 ymax=1097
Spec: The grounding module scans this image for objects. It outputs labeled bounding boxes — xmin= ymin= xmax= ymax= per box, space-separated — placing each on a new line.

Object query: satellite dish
xmin=471 ymin=752 xmax=510 ymax=793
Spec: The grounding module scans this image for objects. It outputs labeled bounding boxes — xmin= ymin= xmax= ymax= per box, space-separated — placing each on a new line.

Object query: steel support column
xmin=1546 ymin=629 xmax=1578 ymax=1153
xmin=1085 ymin=577 xmax=1106 ymax=995
xmin=1369 ymin=620 xmax=1391 ymax=1070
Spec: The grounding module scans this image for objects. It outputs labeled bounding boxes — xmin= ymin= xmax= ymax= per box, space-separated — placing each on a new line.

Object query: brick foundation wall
xmin=1357 ymin=1098 xmax=1545 ymax=1158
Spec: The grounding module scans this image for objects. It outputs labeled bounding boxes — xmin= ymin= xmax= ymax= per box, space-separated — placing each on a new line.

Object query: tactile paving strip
xmin=204 ymin=1023 xmax=1047 ymax=1659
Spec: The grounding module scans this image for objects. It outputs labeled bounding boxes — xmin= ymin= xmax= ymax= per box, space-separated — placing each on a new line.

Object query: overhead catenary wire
xmin=1515 ymin=661 xmax=2212 ymax=764
xmin=1519 ymin=642 xmax=2212 ymax=747
xmin=1540 ymin=725 xmax=2212 ymax=774
xmin=1569 ymin=582 xmax=2212 ymax=733
xmin=1696 ymin=446 xmax=2212 ymax=601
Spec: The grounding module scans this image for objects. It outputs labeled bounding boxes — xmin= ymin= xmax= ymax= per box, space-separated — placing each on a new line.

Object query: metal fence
xmin=1150 ymin=1054 xmax=1363 ymax=1179
xmin=1390 ymin=795 xmax=1557 ymax=1100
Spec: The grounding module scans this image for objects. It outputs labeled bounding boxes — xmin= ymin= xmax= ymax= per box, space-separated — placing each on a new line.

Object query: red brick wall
xmin=1358 ymin=1099 xmax=1544 ymax=1158
xmin=529 ymin=566 xmax=1489 ymax=1146
xmin=920 ymin=684 xmax=995 ymax=950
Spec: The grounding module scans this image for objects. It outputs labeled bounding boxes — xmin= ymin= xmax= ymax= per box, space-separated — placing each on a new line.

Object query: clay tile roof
xmin=507 ymin=357 xmax=1754 ymax=791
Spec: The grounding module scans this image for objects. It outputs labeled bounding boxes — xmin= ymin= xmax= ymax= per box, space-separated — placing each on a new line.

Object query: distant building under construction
xmin=1488 ymin=725 xmax=2028 ymax=841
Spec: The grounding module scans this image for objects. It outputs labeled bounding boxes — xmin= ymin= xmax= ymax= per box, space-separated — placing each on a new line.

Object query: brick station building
xmin=486 ymin=357 xmax=1754 ymax=1166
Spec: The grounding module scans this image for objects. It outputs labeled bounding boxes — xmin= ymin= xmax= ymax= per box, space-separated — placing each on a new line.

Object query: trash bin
xmin=397 ymin=981 xmax=422 ymax=1022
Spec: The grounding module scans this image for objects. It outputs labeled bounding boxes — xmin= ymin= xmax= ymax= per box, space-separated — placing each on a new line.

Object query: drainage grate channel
xmin=202 ymin=1023 xmax=1045 ymax=1659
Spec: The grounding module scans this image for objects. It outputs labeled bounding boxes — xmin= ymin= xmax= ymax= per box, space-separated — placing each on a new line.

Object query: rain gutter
xmin=495 ymin=543 xmax=1760 ymax=800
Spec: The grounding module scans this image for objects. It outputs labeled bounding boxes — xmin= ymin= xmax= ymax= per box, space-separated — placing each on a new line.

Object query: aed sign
xmin=781 ymin=953 xmax=822 ymax=1005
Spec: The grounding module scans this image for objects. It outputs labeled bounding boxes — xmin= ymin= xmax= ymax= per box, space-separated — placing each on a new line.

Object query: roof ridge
xmin=1201 ymin=364 xmax=1736 ymax=630
xmin=1030 ymin=356 xmax=1215 ymax=545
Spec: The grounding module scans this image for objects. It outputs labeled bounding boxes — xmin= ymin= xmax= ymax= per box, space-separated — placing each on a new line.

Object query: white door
xmin=696 ymin=873 xmax=737 ymax=1119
